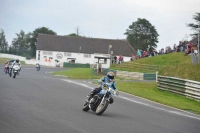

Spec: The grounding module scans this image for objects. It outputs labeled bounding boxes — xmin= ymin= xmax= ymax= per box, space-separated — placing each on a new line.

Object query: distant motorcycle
xmin=36 ymin=64 xmax=40 ymax=71
xmin=8 ymin=64 xmax=13 ymax=77
xmin=82 ymin=82 xmax=119 ymax=115
xmin=4 ymin=64 xmax=9 ymax=74
xmin=12 ymin=65 xmax=20 ymax=78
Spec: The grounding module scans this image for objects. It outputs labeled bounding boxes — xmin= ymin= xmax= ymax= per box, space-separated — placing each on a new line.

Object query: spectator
xmin=111 ymin=56 xmax=114 ymax=64
xmin=143 ymin=51 xmax=148 ymax=57
xmin=114 ymin=55 xmax=117 ymax=64
xmin=137 ymin=49 xmax=141 ymax=58
xmin=180 ymin=43 xmax=183 ymax=52
xmin=131 ymin=54 xmax=135 ymax=61
xmin=173 ymin=44 xmax=176 ymax=52
xmin=189 ymin=41 xmax=193 ymax=48
xmin=140 ymin=50 xmax=143 ymax=58
xmin=118 ymin=55 xmax=123 ymax=64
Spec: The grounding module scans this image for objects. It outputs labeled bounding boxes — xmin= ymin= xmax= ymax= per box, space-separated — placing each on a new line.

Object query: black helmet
xmin=16 ymin=59 xmax=19 ymax=63
xmin=107 ymin=71 xmax=115 ymax=80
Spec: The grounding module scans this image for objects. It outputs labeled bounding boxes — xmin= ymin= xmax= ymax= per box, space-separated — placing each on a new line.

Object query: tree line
xmin=0 ymin=13 xmax=199 ymax=58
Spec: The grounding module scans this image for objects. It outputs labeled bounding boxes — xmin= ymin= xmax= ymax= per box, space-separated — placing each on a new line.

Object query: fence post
xmin=156 ymin=71 xmax=158 ymax=82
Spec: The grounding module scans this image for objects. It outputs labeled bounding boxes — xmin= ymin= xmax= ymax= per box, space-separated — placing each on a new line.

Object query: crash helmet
xmin=107 ymin=71 xmax=115 ymax=80
xmin=16 ymin=59 xmax=19 ymax=63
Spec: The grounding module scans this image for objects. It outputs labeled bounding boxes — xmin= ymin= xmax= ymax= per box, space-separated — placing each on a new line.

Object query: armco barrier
xmin=144 ymin=73 xmax=157 ymax=80
xmin=157 ymin=76 xmax=200 ymax=100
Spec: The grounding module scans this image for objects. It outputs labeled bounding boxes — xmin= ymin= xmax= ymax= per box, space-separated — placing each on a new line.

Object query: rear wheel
xmin=82 ymin=101 xmax=90 ymax=111
xmin=95 ymin=100 xmax=109 ymax=115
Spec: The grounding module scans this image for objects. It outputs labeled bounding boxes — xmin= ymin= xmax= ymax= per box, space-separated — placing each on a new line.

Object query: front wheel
xmin=13 ymin=73 xmax=16 ymax=78
xmin=82 ymin=101 xmax=90 ymax=111
xmin=9 ymin=72 xmax=12 ymax=77
xmin=95 ymin=100 xmax=109 ymax=115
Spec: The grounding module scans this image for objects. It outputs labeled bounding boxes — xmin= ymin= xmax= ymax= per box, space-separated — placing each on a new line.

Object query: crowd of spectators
xmin=173 ymin=41 xmax=200 ymax=56
xmin=111 ymin=40 xmax=200 ymax=64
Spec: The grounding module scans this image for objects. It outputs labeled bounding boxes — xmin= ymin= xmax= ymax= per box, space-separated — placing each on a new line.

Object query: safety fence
xmin=157 ymin=76 xmax=200 ymax=100
xmin=92 ymin=68 xmax=157 ymax=81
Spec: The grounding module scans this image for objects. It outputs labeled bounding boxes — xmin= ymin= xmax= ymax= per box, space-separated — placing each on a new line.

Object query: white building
xmin=36 ymin=34 xmax=136 ymax=68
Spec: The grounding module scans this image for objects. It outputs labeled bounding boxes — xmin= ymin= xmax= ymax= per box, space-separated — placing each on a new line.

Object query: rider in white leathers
xmin=11 ymin=59 xmax=21 ymax=75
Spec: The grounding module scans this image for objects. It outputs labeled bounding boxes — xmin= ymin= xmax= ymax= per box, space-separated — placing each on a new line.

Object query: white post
xmin=198 ymin=23 xmax=199 ymax=64
xmin=156 ymin=71 xmax=158 ymax=82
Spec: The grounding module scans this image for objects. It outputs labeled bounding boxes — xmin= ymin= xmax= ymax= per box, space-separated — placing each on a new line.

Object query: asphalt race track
xmin=0 ymin=65 xmax=200 ymax=133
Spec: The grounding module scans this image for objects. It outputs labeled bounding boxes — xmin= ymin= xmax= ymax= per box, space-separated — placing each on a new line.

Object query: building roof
xmin=37 ymin=34 xmax=136 ymax=56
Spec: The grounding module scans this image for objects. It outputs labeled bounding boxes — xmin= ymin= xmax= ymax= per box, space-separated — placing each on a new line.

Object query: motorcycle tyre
xmin=13 ymin=73 xmax=16 ymax=78
xmin=95 ymin=100 xmax=109 ymax=115
xmin=82 ymin=102 xmax=90 ymax=111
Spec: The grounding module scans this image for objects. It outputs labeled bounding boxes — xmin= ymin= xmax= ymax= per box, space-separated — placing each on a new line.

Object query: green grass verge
xmin=52 ymin=68 xmax=103 ymax=79
xmin=117 ymin=82 xmax=200 ymax=114
xmin=0 ymin=58 xmax=25 ymax=65
xmin=52 ymin=68 xmax=200 ymax=114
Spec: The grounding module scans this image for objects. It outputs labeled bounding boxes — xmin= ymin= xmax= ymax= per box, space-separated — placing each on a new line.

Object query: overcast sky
xmin=1 ymin=0 xmax=200 ymax=51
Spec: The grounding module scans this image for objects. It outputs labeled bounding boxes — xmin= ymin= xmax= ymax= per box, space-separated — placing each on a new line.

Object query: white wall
xmin=36 ymin=50 xmax=113 ymax=68
xmin=0 ymin=53 xmax=26 ymax=61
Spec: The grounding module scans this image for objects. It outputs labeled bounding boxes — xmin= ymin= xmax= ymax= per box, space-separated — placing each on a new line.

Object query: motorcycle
xmin=4 ymin=64 xmax=9 ymax=74
xmin=8 ymin=64 xmax=13 ymax=77
xmin=82 ymin=82 xmax=119 ymax=115
xmin=12 ymin=65 xmax=20 ymax=78
xmin=36 ymin=64 xmax=40 ymax=71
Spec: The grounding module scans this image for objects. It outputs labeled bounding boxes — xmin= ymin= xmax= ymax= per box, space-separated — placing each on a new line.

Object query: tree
xmin=30 ymin=27 xmax=57 ymax=57
xmin=0 ymin=29 xmax=8 ymax=53
xmin=124 ymin=18 xmax=159 ymax=51
xmin=68 ymin=33 xmax=79 ymax=36
xmin=11 ymin=30 xmax=32 ymax=56
xmin=187 ymin=12 xmax=200 ymax=38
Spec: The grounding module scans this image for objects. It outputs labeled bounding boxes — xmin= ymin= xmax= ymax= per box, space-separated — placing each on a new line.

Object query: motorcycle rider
xmin=4 ymin=60 xmax=9 ymax=73
xmin=36 ymin=63 xmax=40 ymax=70
xmin=8 ymin=59 xmax=15 ymax=75
xmin=87 ymin=71 xmax=117 ymax=103
xmin=11 ymin=59 xmax=21 ymax=75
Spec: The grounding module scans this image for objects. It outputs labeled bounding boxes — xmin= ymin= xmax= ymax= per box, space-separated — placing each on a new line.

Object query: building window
xmin=48 ymin=51 xmax=52 ymax=55
xmin=43 ymin=51 xmax=52 ymax=55
xmin=43 ymin=51 xmax=48 ymax=55
xmin=84 ymin=54 xmax=91 ymax=58
xmin=64 ymin=52 xmax=71 ymax=56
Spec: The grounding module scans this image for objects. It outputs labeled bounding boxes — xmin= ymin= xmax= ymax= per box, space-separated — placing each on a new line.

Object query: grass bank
xmin=52 ymin=68 xmax=200 ymax=114
xmin=111 ymin=52 xmax=200 ymax=82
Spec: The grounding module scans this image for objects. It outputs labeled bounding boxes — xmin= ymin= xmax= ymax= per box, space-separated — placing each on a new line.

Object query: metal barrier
xmin=157 ymin=76 xmax=200 ymax=100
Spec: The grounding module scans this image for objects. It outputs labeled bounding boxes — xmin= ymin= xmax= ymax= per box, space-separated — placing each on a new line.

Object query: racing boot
xmin=87 ymin=90 xmax=96 ymax=102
